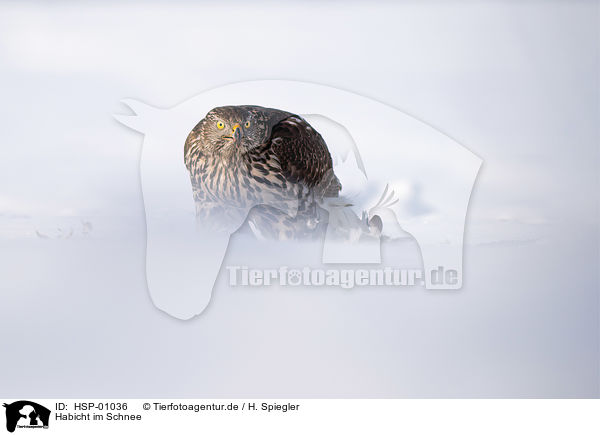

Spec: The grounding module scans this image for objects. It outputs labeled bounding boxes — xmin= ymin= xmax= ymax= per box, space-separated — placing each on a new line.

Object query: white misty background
xmin=0 ymin=1 xmax=597 ymax=398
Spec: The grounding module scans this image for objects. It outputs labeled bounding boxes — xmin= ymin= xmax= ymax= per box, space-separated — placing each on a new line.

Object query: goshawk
xmin=184 ymin=105 xmax=341 ymax=239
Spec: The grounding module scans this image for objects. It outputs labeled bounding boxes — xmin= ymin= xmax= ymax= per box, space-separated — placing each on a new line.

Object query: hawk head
xmin=189 ymin=105 xmax=270 ymax=155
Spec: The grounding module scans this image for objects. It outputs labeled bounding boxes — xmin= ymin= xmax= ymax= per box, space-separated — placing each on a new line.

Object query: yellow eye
xmin=244 ymin=121 xmax=251 ymax=128
xmin=216 ymin=121 xmax=225 ymax=130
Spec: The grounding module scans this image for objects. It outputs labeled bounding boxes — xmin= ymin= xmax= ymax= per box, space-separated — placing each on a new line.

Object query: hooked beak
xmin=232 ymin=124 xmax=242 ymax=142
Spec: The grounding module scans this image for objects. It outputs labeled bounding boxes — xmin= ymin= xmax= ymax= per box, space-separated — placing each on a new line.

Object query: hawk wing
xmin=268 ymin=115 xmax=341 ymax=197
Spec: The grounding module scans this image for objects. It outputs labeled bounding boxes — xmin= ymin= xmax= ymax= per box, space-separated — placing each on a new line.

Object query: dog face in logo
xmin=3 ymin=401 xmax=50 ymax=433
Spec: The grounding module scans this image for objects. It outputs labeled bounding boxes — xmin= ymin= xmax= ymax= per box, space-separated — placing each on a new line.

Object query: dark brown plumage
xmin=184 ymin=105 xmax=341 ymax=239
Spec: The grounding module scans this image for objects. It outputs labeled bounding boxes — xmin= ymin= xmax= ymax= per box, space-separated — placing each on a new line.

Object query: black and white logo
xmin=3 ymin=401 xmax=50 ymax=433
